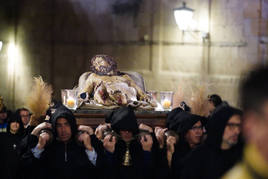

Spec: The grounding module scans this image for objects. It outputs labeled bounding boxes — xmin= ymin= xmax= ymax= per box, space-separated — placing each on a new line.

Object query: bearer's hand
xmin=78 ymin=125 xmax=94 ymax=135
xmin=78 ymin=131 xmax=93 ymax=151
xmin=78 ymin=125 xmax=94 ymax=151
xmin=166 ymin=135 xmax=176 ymax=167
xmin=31 ymin=122 xmax=52 ymax=136
xmin=37 ymin=132 xmax=51 ymax=150
xmin=103 ymin=134 xmax=116 ymax=153
xmin=154 ymin=127 xmax=167 ymax=149
xmin=166 ymin=136 xmax=176 ymax=154
xmin=95 ymin=123 xmax=111 ymax=140
xmin=140 ymin=134 xmax=153 ymax=152
xmin=139 ymin=123 xmax=153 ymax=133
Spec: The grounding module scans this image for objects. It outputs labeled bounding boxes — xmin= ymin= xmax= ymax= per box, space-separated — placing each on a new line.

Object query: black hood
xmin=175 ymin=113 xmax=201 ymax=138
xmin=167 ymin=108 xmax=201 ymax=138
xmin=50 ymin=105 xmax=78 ymax=138
xmin=166 ymin=107 xmax=184 ymax=131
xmin=194 ymin=114 xmax=208 ymax=128
xmin=205 ymin=105 xmax=242 ymax=149
xmin=106 ymin=106 xmax=138 ymax=135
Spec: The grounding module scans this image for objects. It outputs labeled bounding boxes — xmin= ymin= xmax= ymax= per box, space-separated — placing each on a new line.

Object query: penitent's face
xmin=56 ymin=118 xmax=72 ymax=143
xmin=185 ymin=121 xmax=203 ymax=148
xmin=20 ymin=110 xmax=30 ymax=126
xmin=120 ymin=130 xmax=133 ymax=142
xmin=222 ymin=115 xmax=241 ymax=149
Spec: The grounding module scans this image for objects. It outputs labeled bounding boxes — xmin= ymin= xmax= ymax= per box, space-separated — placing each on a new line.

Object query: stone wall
xmin=0 ymin=0 xmax=267 ymax=109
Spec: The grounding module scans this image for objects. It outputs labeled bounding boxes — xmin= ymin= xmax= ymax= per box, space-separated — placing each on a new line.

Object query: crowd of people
xmin=0 ymin=65 xmax=268 ymax=179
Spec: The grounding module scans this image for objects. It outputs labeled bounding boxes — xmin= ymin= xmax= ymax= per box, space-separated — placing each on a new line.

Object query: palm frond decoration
xmin=189 ymin=85 xmax=209 ymax=117
xmin=26 ymin=76 xmax=53 ymax=126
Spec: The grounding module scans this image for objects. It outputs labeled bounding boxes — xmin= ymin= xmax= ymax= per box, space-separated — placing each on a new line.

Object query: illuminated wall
xmin=0 ymin=0 xmax=267 ymax=109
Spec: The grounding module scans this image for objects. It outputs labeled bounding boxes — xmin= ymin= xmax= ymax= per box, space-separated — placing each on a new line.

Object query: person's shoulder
xmin=222 ymin=162 xmax=250 ymax=179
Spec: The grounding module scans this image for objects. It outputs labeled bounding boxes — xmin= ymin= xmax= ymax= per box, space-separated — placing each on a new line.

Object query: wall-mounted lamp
xmin=0 ymin=41 xmax=3 ymax=52
xmin=174 ymin=2 xmax=209 ymax=40
xmin=173 ymin=2 xmax=194 ymax=31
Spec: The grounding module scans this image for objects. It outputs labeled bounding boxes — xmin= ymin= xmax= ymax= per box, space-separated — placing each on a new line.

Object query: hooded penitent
xmin=7 ymin=111 xmax=24 ymax=135
xmin=0 ymin=111 xmax=25 ymax=179
xmin=167 ymin=109 xmax=204 ymax=178
xmin=20 ymin=104 xmax=100 ymax=179
xmin=205 ymin=105 xmax=243 ymax=149
xmin=106 ymin=106 xmax=139 ymax=135
xmin=50 ymin=105 xmax=78 ymax=139
xmin=103 ymin=106 xmax=159 ymax=179
xmin=179 ymin=105 xmax=244 ymax=179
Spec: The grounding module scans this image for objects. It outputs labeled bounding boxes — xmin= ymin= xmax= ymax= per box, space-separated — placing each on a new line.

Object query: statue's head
xmin=90 ymin=55 xmax=118 ymax=76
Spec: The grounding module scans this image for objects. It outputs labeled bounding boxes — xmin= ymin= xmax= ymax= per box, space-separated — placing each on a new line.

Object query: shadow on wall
xmin=16 ymin=0 xmax=146 ymax=105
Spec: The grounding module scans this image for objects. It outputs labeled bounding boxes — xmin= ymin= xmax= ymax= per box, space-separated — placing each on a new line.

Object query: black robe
xmin=21 ymin=136 xmax=101 ymax=179
xmin=171 ymin=140 xmax=193 ymax=178
xmin=101 ymin=136 xmax=161 ymax=179
xmin=0 ymin=132 xmax=24 ymax=179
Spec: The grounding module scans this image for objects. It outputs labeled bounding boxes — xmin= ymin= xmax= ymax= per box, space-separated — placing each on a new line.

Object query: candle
xmin=67 ymin=98 xmax=75 ymax=108
xmin=162 ymin=99 xmax=171 ymax=109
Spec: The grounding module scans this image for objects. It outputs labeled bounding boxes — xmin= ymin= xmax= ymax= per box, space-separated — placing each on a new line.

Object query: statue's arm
xmin=78 ymin=72 xmax=94 ymax=95
xmin=122 ymin=74 xmax=147 ymax=101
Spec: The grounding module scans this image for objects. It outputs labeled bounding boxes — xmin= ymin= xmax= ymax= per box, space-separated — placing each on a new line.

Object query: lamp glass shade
xmin=174 ymin=9 xmax=193 ymax=31
xmin=174 ymin=2 xmax=194 ymax=31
